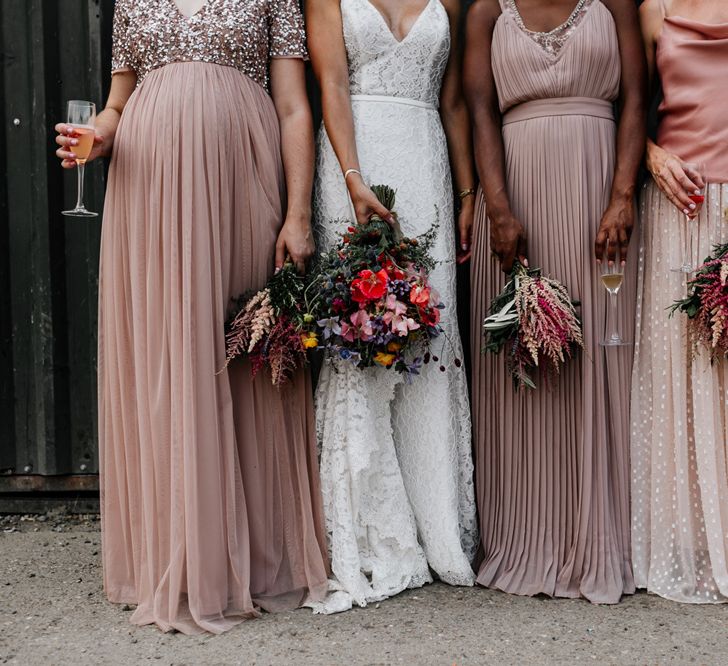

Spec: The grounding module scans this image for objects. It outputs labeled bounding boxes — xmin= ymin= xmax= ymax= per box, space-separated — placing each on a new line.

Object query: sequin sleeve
xmin=111 ymin=0 xmax=135 ymax=74
xmin=267 ymin=0 xmax=308 ymax=59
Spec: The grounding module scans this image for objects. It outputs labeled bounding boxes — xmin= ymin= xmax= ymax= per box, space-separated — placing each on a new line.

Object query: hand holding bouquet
xmin=223 ymin=184 xmax=449 ymax=386
xmin=670 ymin=240 xmax=728 ymax=360
xmin=222 ymin=263 xmax=312 ymax=386
xmin=483 ymin=262 xmax=583 ymax=390
xmin=311 ymin=185 xmax=447 ymax=380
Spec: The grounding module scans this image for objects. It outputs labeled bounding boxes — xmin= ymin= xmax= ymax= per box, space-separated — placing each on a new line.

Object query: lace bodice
xmin=111 ymin=0 xmax=307 ymax=91
xmin=341 ymin=0 xmax=450 ymax=106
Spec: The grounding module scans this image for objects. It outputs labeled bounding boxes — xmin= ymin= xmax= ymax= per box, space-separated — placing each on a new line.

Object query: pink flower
xmin=385 ymin=294 xmax=407 ymax=315
xmin=350 ymin=309 xmax=375 ymax=341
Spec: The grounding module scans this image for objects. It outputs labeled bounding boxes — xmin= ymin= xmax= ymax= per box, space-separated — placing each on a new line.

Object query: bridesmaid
xmin=632 ymin=0 xmax=728 ymax=603
xmin=53 ymin=0 xmax=328 ymax=633
xmin=464 ymin=0 xmax=646 ymax=603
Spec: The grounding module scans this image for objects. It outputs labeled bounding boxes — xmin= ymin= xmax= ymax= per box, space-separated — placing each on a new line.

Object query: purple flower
xmin=317 ymin=316 xmax=341 ymax=340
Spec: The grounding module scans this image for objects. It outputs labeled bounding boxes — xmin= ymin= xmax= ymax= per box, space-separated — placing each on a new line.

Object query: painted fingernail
xmin=71 ymin=139 xmax=78 ymax=146
xmin=461 ymin=244 xmax=468 ymax=251
xmin=689 ymin=203 xmax=696 ymax=210
xmin=69 ymin=153 xmax=76 ymax=158
xmin=274 ymin=267 xmax=281 ymax=274
xmin=694 ymin=190 xmax=701 ymax=195
xmin=683 ymin=208 xmax=689 ymax=214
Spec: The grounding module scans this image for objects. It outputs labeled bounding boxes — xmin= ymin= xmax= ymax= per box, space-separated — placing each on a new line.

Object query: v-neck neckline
xmin=169 ymin=0 xmax=209 ymax=20
xmin=363 ymin=0 xmax=434 ymax=44
xmin=504 ymin=0 xmax=598 ymax=60
xmin=509 ymin=0 xmax=586 ymax=36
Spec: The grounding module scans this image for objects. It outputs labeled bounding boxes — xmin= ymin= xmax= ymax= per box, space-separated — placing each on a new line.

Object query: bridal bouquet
xmin=670 ymin=240 xmax=728 ymax=361
xmin=310 ymin=184 xmax=446 ymax=379
xmin=483 ymin=262 xmax=583 ymax=390
xmin=222 ymin=263 xmax=314 ymax=386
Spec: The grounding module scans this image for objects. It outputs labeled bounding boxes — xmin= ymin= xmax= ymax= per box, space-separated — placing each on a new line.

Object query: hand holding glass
xmin=62 ymin=100 xmax=98 ymax=218
xmin=600 ymin=242 xmax=629 ymax=347
xmin=671 ymin=161 xmax=706 ymax=273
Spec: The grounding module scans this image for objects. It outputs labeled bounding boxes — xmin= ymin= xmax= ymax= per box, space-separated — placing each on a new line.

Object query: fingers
xmin=499 ymin=242 xmax=516 ymax=274
xmin=679 ymin=162 xmax=704 ymax=193
xmin=594 ymin=228 xmax=607 ymax=262
xmin=658 ymin=160 xmax=696 ymax=213
xmin=274 ymin=239 xmax=286 ymax=271
xmin=618 ymin=225 xmax=629 ymax=264
xmin=374 ymin=202 xmax=395 ymax=225
xmin=607 ymin=225 xmax=619 ymax=264
xmin=516 ymin=234 xmax=528 ymax=268
xmin=456 ymin=248 xmax=472 ymax=265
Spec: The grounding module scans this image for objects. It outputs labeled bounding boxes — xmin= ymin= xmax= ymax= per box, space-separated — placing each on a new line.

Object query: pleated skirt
xmin=98 ymin=62 xmax=329 ymax=634
xmin=631 ymin=179 xmax=728 ymax=603
xmin=470 ymin=105 xmax=636 ymax=603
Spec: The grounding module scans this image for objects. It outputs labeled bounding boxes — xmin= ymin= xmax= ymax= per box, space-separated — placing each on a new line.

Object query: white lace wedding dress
xmin=309 ymin=0 xmax=477 ymax=614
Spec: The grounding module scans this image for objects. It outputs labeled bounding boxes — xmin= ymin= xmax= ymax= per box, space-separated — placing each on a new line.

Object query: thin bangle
xmin=344 ymin=168 xmax=361 ymax=182
xmin=458 ymin=188 xmax=476 ymax=201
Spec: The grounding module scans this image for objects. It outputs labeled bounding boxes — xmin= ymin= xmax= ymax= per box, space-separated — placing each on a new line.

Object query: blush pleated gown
xmin=470 ymin=0 xmax=635 ymax=603
xmin=98 ymin=0 xmax=329 ymax=634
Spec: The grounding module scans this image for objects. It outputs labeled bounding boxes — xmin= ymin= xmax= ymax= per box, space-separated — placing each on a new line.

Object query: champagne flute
xmin=600 ymin=241 xmax=630 ymax=347
xmin=61 ymin=100 xmax=98 ymax=218
xmin=671 ymin=161 xmax=706 ymax=273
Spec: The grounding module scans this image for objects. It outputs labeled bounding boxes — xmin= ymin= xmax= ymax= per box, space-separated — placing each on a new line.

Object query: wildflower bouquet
xmin=483 ymin=262 xmax=583 ymax=390
xmin=670 ymin=240 xmax=728 ymax=361
xmin=310 ymin=184 xmax=445 ymax=379
xmin=222 ymin=263 xmax=315 ymax=386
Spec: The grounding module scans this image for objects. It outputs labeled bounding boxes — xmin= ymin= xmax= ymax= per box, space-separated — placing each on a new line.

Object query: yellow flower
xmin=373 ymin=351 xmax=396 ymax=367
xmin=386 ymin=342 xmax=402 ymax=353
xmin=301 ymin=332 xmax=319 ymax=349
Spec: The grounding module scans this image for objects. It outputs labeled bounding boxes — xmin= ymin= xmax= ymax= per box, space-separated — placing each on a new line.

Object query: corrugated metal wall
xmin=0 ymin=0 xmax=113 ymax=487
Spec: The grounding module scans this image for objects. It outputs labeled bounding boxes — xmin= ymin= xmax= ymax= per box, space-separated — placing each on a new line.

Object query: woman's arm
xmin=270 ymin=58 xmax=316 ymax=273
xmin=640 ymin=0 xmax=702 ymax=214
xmin=595 ymin=0 xmax=648 ymax=263
xmin=463 ymin=0 xmax=526 ymax=272
xmin=54 ymin=71 xmax=136 ymax=168
xmin=440 ymin=0 xmax=477 ymax=263
xmin=305 ymin=0 xmax=393 ymax=224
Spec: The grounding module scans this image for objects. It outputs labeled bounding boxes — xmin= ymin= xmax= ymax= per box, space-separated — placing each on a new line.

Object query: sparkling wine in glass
xmin=600 ymin=242 xmax=630 ymax=347
xmin=62 ymin=100 xmax=98 ymax=218
xmin=671 ymin=161 xmax=706 ymax=273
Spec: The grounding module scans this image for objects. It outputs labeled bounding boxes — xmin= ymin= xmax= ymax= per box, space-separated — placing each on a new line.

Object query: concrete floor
xmin=1 ymin=512 xmax=726 ymax=665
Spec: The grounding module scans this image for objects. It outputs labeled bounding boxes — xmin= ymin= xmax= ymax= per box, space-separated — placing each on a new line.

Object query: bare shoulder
xmin=599 ymin=0 xmax=640 ymax=17
xmin=466 ymin=0 xmax=502 ymax=27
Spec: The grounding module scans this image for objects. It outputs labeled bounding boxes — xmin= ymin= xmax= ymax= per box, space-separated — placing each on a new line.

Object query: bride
xmin=306 ymin=0 xmax=478 ymax=612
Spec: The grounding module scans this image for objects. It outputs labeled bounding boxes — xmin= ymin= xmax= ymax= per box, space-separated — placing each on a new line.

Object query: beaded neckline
xmin=507 ymin=0 xmax=592 ymax=57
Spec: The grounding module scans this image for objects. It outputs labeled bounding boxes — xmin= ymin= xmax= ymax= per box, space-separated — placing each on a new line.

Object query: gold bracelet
xmin=458 ymin=188 xmax=475 ymax=201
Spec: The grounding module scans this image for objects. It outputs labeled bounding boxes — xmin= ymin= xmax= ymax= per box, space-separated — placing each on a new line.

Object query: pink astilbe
xmin=671 ymin=240 xmax=728 ymax=362
xmin=677 ymin=255 xmax=728 ymax=360
xmin=484 ymin=264 xmax=583 ymax=390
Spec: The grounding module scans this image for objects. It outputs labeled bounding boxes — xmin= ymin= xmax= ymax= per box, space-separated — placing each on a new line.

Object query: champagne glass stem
xmin=608 ymin=291 xmax=620 ymax=343
xmin=75 ymin=163 xmax=86 ymax=210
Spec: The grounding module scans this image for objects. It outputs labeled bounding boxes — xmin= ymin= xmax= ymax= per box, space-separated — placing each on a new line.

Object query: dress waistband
xmin=350 ymin=94 xmax=438 ymax=111
xmin=502 ymin=97 xmax=614 ymax=125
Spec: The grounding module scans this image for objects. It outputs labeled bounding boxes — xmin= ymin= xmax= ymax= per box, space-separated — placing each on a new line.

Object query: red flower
xmin=351 ymin=269 xmax=389 ymax=303
xmin=381 ymin=258 xmax=406 ymax=281
xmin=410 ymin=284 xmax=431 ymax=306
xmin=420 ymin=306 xmax=441 ymax=326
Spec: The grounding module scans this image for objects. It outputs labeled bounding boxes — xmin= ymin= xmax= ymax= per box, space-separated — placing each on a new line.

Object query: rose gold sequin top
xmin=111 ymin=0 xmax=307 ymax=92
